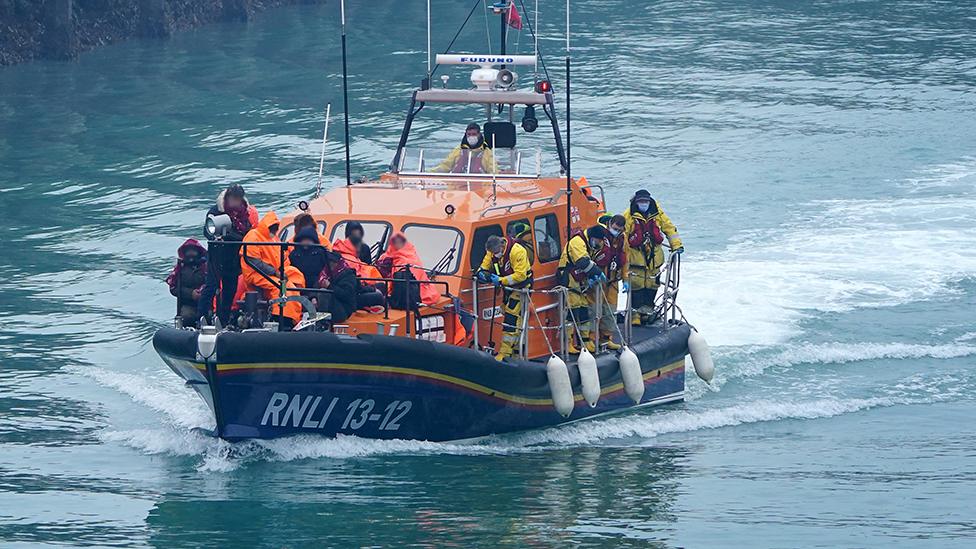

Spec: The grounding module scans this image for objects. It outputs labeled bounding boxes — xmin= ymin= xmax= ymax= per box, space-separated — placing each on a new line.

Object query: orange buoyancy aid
xmin=333 ymin=237 xmax=382 ymax=280
xmin=240 ymin=211 xmax=305 ymax=324
xmin=377 ymin=232 xmax=441 ymax=305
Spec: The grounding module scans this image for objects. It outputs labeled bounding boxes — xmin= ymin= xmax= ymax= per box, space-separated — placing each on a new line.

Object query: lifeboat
xmin=153 ymin=13 xmax=710 ymax=442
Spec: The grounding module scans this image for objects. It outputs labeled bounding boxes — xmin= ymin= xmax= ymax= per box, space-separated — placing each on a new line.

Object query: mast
xmin=340 ymin=0 xmax=352 ymax=186
xmin=499 ymin=1 xmax=508 ymax=61
xmin=565 ymin=0 xmax=572 ymax=240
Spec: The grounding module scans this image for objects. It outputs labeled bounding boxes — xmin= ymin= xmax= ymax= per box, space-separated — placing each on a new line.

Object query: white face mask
xmin=589 ymin=239 xmax=603 ymax=249
xmin=636 ymin=201 xmax=651 ymax=213
xmin=608 ymin=227 xmax=621 ymax=238
xmin=493 ymin=250 xmax=504 ymax=259
xmin=466 ymin=135 xmax=480 ymax=147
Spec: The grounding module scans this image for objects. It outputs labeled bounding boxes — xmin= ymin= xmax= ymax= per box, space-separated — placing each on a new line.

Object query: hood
xmin=294 ymin=226 xmax=321 ymax=245
xmin=215 ymin=189 xmax=250 ymax=214
xmin=177 ymin=238 xmax=207 ymax=260
xmin=630 ymin=196 xmax=659 ymax=217
xmin=460 ymin=135 xmax=486 ymax=149
xmin=256 ymin=211 xmax=280 ymax=239
xmin=383 ymin=231 xmax=422 ymax=265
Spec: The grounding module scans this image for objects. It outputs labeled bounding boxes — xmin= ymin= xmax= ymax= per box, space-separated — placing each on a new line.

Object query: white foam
xmin=516 ymin=365 xmax=971 ymax=447
xmin=903 ymin=155 xmax=976 ymax=192
xmin=718 ymin=341 xmax=976 ymax=380
xmin=681 ymin=193 xmax=976 ymax=347
xmin=66 ymin=365 xmax=213 ymax=429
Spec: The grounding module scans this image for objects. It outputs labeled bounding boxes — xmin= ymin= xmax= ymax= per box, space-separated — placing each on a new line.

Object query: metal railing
xmin=210 ymin=239 xmax=450 ymax=334
xmin=467 ymin=251 xmax=683 ymax=360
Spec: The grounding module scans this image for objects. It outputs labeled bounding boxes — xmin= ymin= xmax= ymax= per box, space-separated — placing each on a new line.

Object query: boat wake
xmin=73 ymin=337 xmax=975 ymax=472
xmin=70 ymin=161 xmax=976 ymax=471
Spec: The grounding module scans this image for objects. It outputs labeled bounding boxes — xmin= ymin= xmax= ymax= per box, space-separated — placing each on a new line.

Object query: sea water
xmin=0 ymin=1 xmax=974 ymax=546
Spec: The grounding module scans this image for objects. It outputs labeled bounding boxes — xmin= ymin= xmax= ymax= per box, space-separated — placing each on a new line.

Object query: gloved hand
xmin=622 ymin=280 xmax=630 ymax=293
xmin=673 ymin=246 xmax=684 ymax=255
xmin=489 ymin=274 xmax=501 ymax=286
xmin=476 ymin=270 xmax=491 ymax=283
xmin=589 ymin=271 xmax=608 ymax=286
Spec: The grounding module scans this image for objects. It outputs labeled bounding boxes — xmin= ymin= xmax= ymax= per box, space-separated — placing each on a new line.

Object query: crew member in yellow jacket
xmin=559 ymin=226 xmax=609 ymax=354
xmin=623 ymin=189 xmax=684 ymax=325
xmin=590 ymin=214 xmax=629 ymax=350
xmin=477 ymin=234 xmax=533 ymax=362
xmin=433 ymin=123 xmax=497 ymax=174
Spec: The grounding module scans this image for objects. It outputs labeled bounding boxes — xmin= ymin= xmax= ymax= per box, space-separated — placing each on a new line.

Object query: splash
xmin=681 ymin=193 xmax=976 ymax=347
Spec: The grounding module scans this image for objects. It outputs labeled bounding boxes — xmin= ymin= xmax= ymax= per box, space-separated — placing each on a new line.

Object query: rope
xmin=483 ymin=0 xmax=492 ymax=53
xmin=600 ymin=286 xmax=627 ymax=342
xmin=430 ymin=0 xmax=484 ymax=79
xmin=561 ymin=287 xmax=586 ymax=343
xmin=527 ymin=295 xmax=556 ymax=356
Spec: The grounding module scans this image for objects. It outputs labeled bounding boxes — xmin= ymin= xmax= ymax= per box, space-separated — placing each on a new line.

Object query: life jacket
xmin=593 ymin=232 xmax=625 ymax=282
xmin=559 ymin=230 xmax=593 ymax=285
xmin=453 ymin=146 xmax=487 ymax=174
xmin=489 ymin=237 xmax=533 ymax=288
xmin=628 ymin=212 xmax=664 ymax=252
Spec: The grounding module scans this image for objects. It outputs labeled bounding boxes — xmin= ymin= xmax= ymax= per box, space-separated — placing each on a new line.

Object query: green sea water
xmin=1 ymin=1 xmax=975 ymax=546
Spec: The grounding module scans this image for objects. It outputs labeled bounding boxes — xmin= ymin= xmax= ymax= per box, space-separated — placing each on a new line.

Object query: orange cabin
xmin=275 ymin=173 xmax=605 ymax=360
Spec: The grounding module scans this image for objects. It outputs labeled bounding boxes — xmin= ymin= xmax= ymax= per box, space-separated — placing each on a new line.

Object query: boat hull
xmin=153 ymin=324 xmax=689 ymax=442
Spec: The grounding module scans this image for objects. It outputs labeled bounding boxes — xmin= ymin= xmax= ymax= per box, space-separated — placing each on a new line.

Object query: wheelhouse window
xmin=401 ymin=224 xmax=464 ymax=275
xmin=278 ymin=220 xmax=327 ymax=243
xmin=469 ymin=224 xmax=504 ymax=269
xmin=331 ymin=221 xmax=391 ymax=262
xmin=534 ymin=214 xmax=561 ymax=263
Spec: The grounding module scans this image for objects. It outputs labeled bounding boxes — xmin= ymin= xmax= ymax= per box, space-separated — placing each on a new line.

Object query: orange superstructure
xmin=275 ymin=174 xmax=605 ymax=359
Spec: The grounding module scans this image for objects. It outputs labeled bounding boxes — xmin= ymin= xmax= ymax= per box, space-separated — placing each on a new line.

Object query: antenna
xmin=340 ymin=0 xmax=352 ymax=187
xmin=565 ymin=0 xmax=572 ymax=240
xmin=534 ymin=0 xmax=539 ymax=80
xmin=314 ymin=103 xmax=332 ymax=198
xmin=426 ymin=0 xmax=432 ymax=79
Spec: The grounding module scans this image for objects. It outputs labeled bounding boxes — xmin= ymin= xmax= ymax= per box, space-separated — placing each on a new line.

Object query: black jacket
xmin=325 ymin=268 xmax=358 ymax=323
xmin=289 ymin=228 xmax=328 ymax=288
xmin=203 ymin=190 xmax=253 ymax=275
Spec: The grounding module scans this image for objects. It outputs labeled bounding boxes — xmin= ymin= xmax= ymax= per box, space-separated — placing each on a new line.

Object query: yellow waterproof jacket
xmin=434 ymin=143 xmax=496 ymax=174
xmin=480 ymin=238 xmax=531 ymax=287
xmin=559 ymin=233 xmax=601 ymax=287
xmin=623 ymin=202 xmax=682 ymax=270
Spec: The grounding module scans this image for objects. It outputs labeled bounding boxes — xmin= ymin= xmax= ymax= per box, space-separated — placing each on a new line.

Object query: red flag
xmin=507 ymin=2 xmax=523 ymax=30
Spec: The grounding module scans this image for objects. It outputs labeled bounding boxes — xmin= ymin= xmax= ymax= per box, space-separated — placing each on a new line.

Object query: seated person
xmin=240 ymin=211 xmax=305 ymax=329
xmin=166 ymin=239 xmax=208 ymax=327
xmin=317 ymin=251 xmax=358 ymax=324
xmin=376 ymin=231 xmax=440 ymax=306
xmin=432 ymin=123 xmax=496 ymax=174
xmin=289 ymin=227 xmax=328 ymax=289
xmin=333 ymin=221 xmax=373 ymax=270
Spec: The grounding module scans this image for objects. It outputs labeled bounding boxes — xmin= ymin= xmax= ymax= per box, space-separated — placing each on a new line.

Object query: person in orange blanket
xmin=375 ymin=231 xmax=440 ymax=307
xmin=240 ymin=211 xmax=306 ymax=328
xmin=333 ymin=221 xmax=384 ymax=292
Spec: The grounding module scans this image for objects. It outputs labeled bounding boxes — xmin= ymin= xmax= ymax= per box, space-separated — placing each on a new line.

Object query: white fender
xmin=618 ymin=346 xmax=644 ymax=404
xmin=546 ymin=355 xmax=574 ymax=418
xmin=196 ymin=325 xmax=218 ymax=361
xmin=687 ymin=329 xmax=715 ymax=383
xmin=577 ymin=347 xmax=601 ymax=407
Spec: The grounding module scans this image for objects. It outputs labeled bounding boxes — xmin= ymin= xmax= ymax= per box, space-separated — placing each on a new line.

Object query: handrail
xmin=480 ymin=190 xmax=564 ymax=218
xmin=580 ymin=183 xmax=607 ymax=214
xmin=215 ymin=240 xmax=452 ymax=334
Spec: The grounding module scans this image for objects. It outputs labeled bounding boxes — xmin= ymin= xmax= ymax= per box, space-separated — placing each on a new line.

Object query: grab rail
xmin=213 ymin=240 xmax=451 ymax=334
xmin=480 ymin=190 xmax=565 ymax=218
